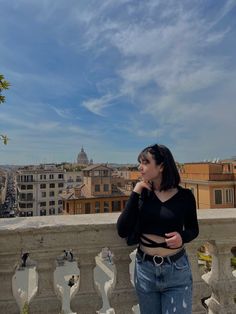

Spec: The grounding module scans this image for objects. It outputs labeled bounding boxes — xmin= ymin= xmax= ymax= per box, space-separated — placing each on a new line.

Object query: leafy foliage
xmin=0 ymin=134 xmax=9 ymax=145
xmin=0 ymin=74 xmax=10 ymax=104
xmin=0 ymin=74 xmax=10 ymax=144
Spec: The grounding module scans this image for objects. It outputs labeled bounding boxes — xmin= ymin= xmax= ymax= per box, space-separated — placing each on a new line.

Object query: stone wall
xmin=0 ymin=209 xmax=235 ymax=313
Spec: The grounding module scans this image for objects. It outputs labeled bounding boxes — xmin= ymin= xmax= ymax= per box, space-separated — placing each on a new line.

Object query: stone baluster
xmin=70 ymin=250 xmax=103 ymax=314
xmin=202 ymin=241 xmax=236 ymax=314
xmin=186 ymin=242 xmax=211 ymax=314
xmin=28 ymin=251 xmax=61 ymax=314
xmin=108 ymin=247 xmax=137 ymax=314
xmin=0 ymin=252 xmax=19 ymax=314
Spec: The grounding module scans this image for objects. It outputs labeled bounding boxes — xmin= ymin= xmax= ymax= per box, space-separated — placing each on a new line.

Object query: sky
xmin=0 ymin=0 xmax=236 ymax=165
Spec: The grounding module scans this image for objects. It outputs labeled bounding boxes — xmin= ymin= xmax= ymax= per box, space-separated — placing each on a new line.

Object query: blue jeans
xmin=134 ymin=251 xmax=193 ymax=314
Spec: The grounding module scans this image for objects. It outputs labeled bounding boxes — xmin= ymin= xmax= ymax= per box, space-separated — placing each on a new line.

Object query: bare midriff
xmin=140 ymin=233 xmax=182 ymax=257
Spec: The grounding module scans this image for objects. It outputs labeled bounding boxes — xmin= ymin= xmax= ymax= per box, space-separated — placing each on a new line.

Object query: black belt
xmin=137 ymin=247 xmax=185 ymax=266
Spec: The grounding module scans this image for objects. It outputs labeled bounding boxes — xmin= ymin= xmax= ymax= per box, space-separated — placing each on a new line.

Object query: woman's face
xmin=138 ymin=152 xmax=163 ymax=182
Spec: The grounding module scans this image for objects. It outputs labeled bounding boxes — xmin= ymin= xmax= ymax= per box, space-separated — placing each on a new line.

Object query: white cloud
xmin=208 ymin=0 xmax=236 ymax=28
xmin=81 ymin=93 xmax=120 ymax=116
xmin=205 ymin=28 xmax=231 ymax=44
xmin=0 ymin=112 xmax=60 ymax=132
xmin=137 ymin=129 xmax=164 ymax=138
xmin=51 ymin=106 xmax=72 ymax=119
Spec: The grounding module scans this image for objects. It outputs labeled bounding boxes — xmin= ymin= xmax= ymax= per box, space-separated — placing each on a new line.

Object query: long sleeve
xmin=180 ymin=190 xmax=199 ymax=243
xmin=116 ymin=191 xmax=140 ymax=238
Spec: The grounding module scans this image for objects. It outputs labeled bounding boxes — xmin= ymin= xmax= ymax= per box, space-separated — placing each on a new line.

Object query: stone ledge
xmin=0 ymin=213 xmax=121 ymax=232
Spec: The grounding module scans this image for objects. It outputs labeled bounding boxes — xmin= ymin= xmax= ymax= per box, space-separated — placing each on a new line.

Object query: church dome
xmin=77 ymin=147 xmax=89 ymax=165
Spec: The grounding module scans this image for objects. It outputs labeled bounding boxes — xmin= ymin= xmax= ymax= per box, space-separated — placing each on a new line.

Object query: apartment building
xmin=113 ymin=167 xmax=141 ymax=192
xmin=16 ymin=164 xmax=65 ymax=216
xmin=64 ymin=170 xmax=83 ymax=189
xmin=180 ymin=162 xmax=236 ymax=209
xmin=221 ymin=159 xmax=236 ymax=179
xmin=61 ymin=164 xmax=130 ymax=214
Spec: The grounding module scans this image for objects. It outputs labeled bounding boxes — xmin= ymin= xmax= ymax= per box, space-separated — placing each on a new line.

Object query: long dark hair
xmin=138 ymin=144 xmax=180 ymax=191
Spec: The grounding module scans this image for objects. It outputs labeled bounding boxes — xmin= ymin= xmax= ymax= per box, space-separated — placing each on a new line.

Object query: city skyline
xmin=1 ymin=0 xmax=236 ymax=165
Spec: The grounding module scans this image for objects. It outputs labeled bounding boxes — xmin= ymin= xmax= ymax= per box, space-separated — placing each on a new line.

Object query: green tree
xmin=0 ymin=74 xmax=10 ymax=144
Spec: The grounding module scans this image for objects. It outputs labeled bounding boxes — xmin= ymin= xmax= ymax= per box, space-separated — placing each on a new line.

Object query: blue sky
xmin=1 ymin=0 xmax=236 ymax=165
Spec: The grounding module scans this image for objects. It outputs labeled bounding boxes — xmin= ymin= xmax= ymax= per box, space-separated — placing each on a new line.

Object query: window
xmin=58 ymin=174 xmax=64 ymax=179
xmin=21 ymin=193 xmax=33 ymax=201
xmin=27 ymin=211 xmax=33 ymax=216
xmin=49 ymin=183 xmax=55 ymax=188
xmin=85 ymin=203 xmax=91 ymax=214
xmin=49 ymin=201 xmax=55 ymax=206
xmin=40 ymin=202 xmax=46 ymax=207
xmin=95 ymin=201 xmax=100 ymax=213
xmin=20 ymin=194 xmax=26 ymax=201
xmin=49 ymin=174 xmax=54 ymax=179
xmin=58 ymin=183 xmax=64 ymax=188
xmin=76 ymin=203 xmax=82 ymax=209
xmin=112 ymin=201 xmax=121 ymax=212
xmin=40 ymin=174 xmax=46 ymax=180
xmin=76 ymin=176 xmax=81 ymax=182
xmin=49 ymin=208 xmax=55 ymax=215
xmin=21 ymin=185 xmax=26 ymax=190
xmin=102 ymin=170 xmax=109 ymax=177
xmin=104 ymin=184 xmax=109 ymax=192
xmin=40 ymin=209 xmax=46 ymax=216
xmin=104 ymin=201 xmax=109 ymax=213
xmin=27 ymin=193 xmax=33 ymax=201
xmin=26 ymin=203 xmax=33 ymax=208
xmin=27 ymin=185 xmax=33 ymax=190
xmin=41 ymin=192 xmax=46 ymax=198
xmin=20 ymin=175 xmax=33 ymax=182
xmin=40 ymin=184 xmax=46 ymax=189
xmin=58 ymin=207 xmax=63 ymax=214
xmin=95 ymin=184 xmax=100 ymax=192
xmin=58 ymin=200 xmax=62 ymax=205
xmin=49 ymin=191 xmax=54 ymax=197
xmin=225 ymin=188 xmax=233 ymax=203
xmin=214 ymin=189 xmax=223 ymax=204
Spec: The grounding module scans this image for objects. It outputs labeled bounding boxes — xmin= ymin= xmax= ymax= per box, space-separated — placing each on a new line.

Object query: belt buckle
xmin=153 ymin=255 xmax=164 ymax=266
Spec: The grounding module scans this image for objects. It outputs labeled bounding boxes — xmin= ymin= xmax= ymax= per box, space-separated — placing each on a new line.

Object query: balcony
xmin=0 ymin=209 xmax=236 ymax=314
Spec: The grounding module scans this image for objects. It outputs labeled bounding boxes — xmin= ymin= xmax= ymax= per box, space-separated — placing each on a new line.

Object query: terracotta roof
xmin=80 ymin=184 xmax=92 ymax=197
xmin=60 ymin=184 xmax=131 ymax=200
xmin=60 ymin=192 xmax=77 ymax=200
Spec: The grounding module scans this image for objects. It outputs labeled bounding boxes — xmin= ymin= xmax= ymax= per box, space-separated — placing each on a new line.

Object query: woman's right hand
xmin=133 ymin=181 xmax=152 ymax=194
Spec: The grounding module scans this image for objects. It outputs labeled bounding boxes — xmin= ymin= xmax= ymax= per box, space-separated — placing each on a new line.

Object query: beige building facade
xmin=16 ymin=164 xmax=65 ymax=216
xmin=61 ymin=164 xmax=130 ymax=214
xmin=64 ymin=170 xmax=83 ymax=189
xmin=181 ymin=162 xmax=236 ymax=209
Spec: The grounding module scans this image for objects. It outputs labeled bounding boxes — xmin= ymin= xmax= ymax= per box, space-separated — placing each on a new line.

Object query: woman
xmin=117 ymin=144 xmax=199 ymax=314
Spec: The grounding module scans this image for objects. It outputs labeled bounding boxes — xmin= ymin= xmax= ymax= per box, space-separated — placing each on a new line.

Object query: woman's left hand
xmin=165 ymin=232 xmax=183 ymax=248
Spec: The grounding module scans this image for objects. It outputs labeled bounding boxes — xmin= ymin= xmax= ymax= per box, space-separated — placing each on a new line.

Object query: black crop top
xmin=117 ymin=187 xmax=199 ymax=244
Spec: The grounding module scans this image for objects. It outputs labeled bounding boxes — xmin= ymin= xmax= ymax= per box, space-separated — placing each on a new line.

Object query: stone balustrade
xmin=0 ymin=209 xmax=235 ymax=314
